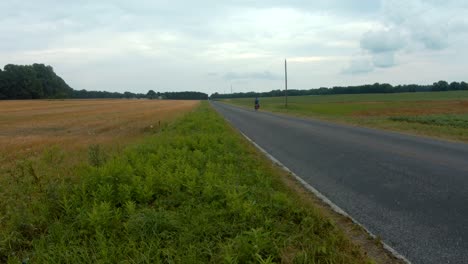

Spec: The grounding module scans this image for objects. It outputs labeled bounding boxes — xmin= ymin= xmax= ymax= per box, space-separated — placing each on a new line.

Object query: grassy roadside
xmin=221 ymin=91 xmax=468 ymax=142
xmin=1 ymin=102 xmax=373 ymax=263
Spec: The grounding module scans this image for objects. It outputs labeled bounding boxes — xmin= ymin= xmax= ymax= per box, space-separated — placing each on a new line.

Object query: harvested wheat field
xmin=0 ymin=99 xmax=199 ymax=161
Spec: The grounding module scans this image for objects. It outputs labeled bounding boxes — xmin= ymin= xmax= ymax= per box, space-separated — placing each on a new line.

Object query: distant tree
xmin=461 ymin=81 xmax=468 ymax=91
xmin=0 ymin=69 xmax=5 ymax=99
xmin=162 ymin=91 xmax=208 ymax=100
xmin=0 ymin=63 xmax=73 ymax=99
xmin=380 ymin=83 xmax=393 ymax=93
xmin=406 ymin=84 xmax=419 ymax=93
xmin=210 ymin=80 xmax=467 ymax=99
xmin=0 ymin=63 xmax=211 ymax=100
xmin=147 ymin=90 xmax=157 ymax=99
xmin=449 ymin=82 xmax=461 ymax=91
xmin=433 ymin=80 xmax=449 ymax=91
xmin=124 ymin=91 xmax=135 ymax=99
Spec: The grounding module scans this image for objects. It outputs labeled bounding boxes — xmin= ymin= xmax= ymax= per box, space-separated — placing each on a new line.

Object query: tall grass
xmin=1 ymin=102 xmax=370 ymax=263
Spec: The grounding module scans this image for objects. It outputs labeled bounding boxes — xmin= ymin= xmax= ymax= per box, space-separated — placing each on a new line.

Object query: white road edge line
xmin=239 ymin=131 xmax=412 ymax=264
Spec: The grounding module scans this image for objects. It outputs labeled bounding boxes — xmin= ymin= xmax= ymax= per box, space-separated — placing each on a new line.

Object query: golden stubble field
xmin=0 ymin=99 xmax=199 ymax=161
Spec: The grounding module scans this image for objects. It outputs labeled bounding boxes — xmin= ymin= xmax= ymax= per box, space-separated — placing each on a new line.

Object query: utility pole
xmin=231 ymin=84 xmax=233 ymax=94
xmin=285 ymin=59 xmax=288 ymax=109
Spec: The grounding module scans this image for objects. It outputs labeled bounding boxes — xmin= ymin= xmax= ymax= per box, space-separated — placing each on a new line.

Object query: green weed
xmin=1 ymin=102 xmax=370 ymax=263
xmin=390 ymin=114 xmax=468 ymax=128
xmin=88 ymin=144 xmax=106 ymax=167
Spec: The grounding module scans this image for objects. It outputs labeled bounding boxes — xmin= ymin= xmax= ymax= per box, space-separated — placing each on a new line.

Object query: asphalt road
xmin=211 ymin=101 xmax=468 ymax=264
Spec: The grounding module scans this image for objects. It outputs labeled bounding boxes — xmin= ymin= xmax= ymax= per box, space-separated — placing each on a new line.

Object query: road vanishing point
xmin=212 ymin=101 xmax=468 ymax=264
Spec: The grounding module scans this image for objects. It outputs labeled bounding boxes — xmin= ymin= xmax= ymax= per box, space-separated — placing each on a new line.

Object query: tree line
xmin=0 ymin=64 xmax=208 ymax=100
xmin=71 ymin=89 xmax=207 ymax=100
xmin=0 ymin=64 xmax=73 ymax=99
xmin=210 ymin=81 xmax=468 ymax=99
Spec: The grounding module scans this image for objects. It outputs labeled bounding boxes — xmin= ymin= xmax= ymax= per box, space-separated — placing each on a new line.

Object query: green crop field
xmin=1 ymin=102 xmax=372 ymax=263
xmin=222 ymin=91 xmax=468 ymax=142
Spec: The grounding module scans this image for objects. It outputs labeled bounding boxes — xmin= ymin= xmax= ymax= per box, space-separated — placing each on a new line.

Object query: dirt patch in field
xmin=0 ymin=99 xmax=199 ymax=161
xmin=353 ymin=100 xmax=468 ymax=117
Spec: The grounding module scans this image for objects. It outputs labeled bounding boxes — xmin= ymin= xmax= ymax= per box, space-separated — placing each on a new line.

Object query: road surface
xmin=211 ymin=101 xmax=468 ymax=264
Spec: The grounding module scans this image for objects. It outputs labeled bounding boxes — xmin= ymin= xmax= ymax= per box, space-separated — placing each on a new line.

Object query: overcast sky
xmin=1 ymin=0 xmax=467 ymax=94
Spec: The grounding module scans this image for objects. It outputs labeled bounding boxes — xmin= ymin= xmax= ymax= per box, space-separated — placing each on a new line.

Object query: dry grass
xmin=0 ymin=99 xmax=199 ymax=162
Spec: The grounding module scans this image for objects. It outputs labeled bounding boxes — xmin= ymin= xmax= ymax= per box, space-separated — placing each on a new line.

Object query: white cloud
xmin=360 ymin=29 xmax=406 ymax=53
xmin=357 ymin=29 xmax=403 ymax=69
xmin=289 ymin=56 xmax=345 ymax=62
xmin=342 ymin=0 xmax=468 ymax=75
xmin=224 ymin=71 xmax=281 ymax=81
xmin=372 ymin=52 xmax=396 ymax=68
xmin=0 ymin=0 xmax=467 ymax=93
xmin=342 ymin=57 xmax=374 ymax=74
